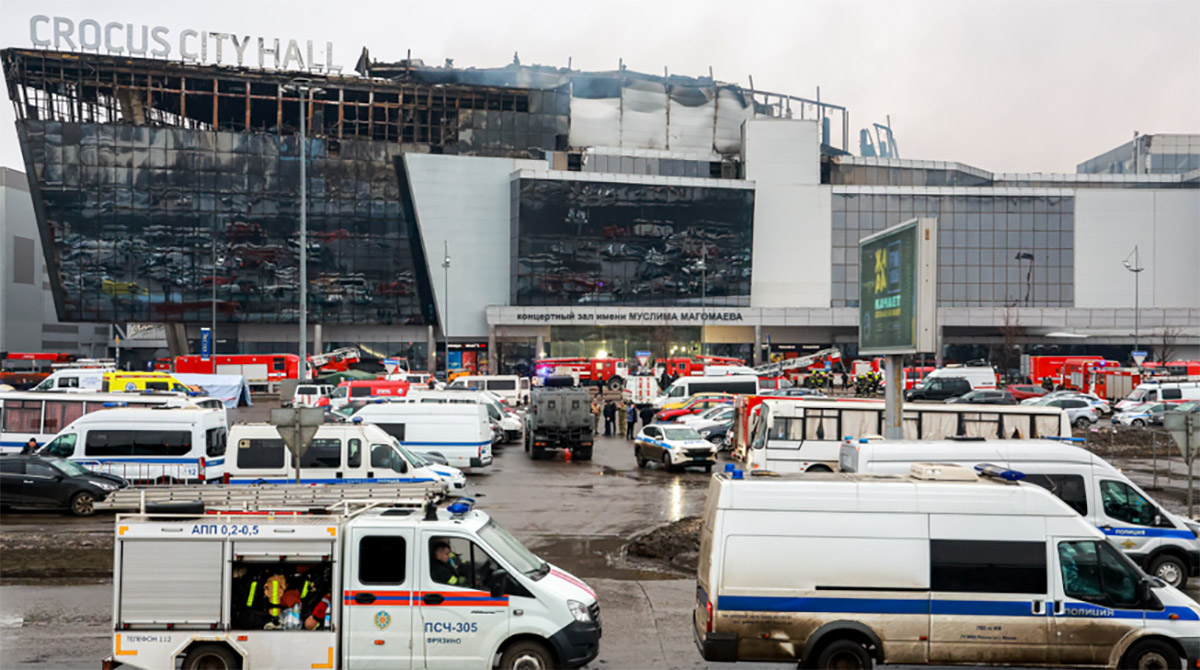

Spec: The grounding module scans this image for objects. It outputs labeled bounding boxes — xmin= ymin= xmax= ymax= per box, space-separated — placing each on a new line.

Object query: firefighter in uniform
xmin=430 ymin=541 xmax=466 ymax=587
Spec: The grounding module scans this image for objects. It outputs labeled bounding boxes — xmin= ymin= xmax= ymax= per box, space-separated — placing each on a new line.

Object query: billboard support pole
xmin=884 ymin=355 xmax=903 ymax=439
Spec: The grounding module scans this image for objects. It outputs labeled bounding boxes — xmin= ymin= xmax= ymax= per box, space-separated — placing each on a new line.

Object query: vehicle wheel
xmin=1073 ymin=417 xmax=1091 ymax=429
xmin=530 ymin=447 xmax=544 ymax=461
xmin=704 ymin=463 xmax=714 ymax=474
xmin=663 ymin=453 xmax=678 ymax=473
xmin=576 ymin=447 xmax=593 ymax=461
xmin=635 ymin=447 xmax=648 ymax=469
xmin=523 ymin=432 xmax=531 ymax=453
xmin=806 ymin=464 xmax=834 ymax=473
xmin=1148 ymin=554 xmax=1188 ymax=588
xmin=607 ymin=376 xmax=624 ymax=391
xmin=181 ymin=644 xmax=241 ymax=670
xmin=814 ymin=639 xmax=872 ymax=670
xmin=1120 ymin=639 xmax=1180 ymax=670
xmin=1132 ymin=418 xmax=1146 ymax=428
xmin=69 ymin=491 xmax=96 ymax=517
xmin=499 ymin=640 xmax=554 ymax=670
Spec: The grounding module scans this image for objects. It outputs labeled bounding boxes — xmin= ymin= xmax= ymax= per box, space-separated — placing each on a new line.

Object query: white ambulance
xmin=694 ymin=465 xmax=1200 ymax=669
xmin=104 ymin=498 xmax=601 ymax=670
xmin=839 ymin=438 xmax=1200 ymax=588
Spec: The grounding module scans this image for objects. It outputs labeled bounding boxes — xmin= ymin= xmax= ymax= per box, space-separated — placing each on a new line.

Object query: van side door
xmin=1094 ymin=477 xmax=1175 ymax=564
xmin=344 ymin=525 xmax=415 ymax=669
xmin=927 ymin=535 xmax=1051 ymax=664
xmin=416 ymin=530 xmax=510 ymax=669
xmin=1049 ymin=538 xmax=1147 ymax=665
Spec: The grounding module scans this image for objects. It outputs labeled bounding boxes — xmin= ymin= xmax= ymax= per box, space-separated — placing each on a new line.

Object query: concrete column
xmin=313 ymin=324 xmax=323 ymax=355
xmin=754 ymin=325 xmax=763 ymax=365
xmin=487 ymin=326 xmax=498 ymax=375
xmin=427 ymin=325 xmax=436 ymax=374
xmin=536 ymin=334 xmax=545 ymax=359
xmin=935 ymin=325 xmax=945 ymax=367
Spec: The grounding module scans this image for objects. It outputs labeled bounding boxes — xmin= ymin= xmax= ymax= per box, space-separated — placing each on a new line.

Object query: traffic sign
xmin=200 ymin=328 xmax=212 ymax=362
xmin=270 ymin=408 xmax=325 ymax=460
xmin=1131 ymin=350 xmax=1147 ymax=367
xmin=636 ymin=350 xmax=651 ymax=366
xmin=1163 ymin=411 xmax=1198 ymax=461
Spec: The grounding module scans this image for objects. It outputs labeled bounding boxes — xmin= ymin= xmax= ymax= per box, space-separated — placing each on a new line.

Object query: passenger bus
xmin=0 ymin=391 xmax=198 ymax=453
xmin=738 ymin=397 xmax=1071 ymax=473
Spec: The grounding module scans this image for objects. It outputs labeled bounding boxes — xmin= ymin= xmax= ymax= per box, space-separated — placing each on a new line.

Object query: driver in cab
xmin=430 ymin=540 xmax=466 ymax=587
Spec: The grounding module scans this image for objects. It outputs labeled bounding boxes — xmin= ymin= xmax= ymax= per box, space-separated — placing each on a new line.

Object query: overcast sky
xmin=1 ymin=0 xmax=1197 ymax=174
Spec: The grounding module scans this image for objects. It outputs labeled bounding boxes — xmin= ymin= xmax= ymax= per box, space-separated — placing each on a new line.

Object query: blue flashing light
xmin=724 ymin=463 xmax=736 ymax=473
xmin=731 ymin=470 xmax=744 ymax=480
xmin=101 ymin=401 xmax=129 ymax=408
xmin=446 ymin=497 xmax=476 ymax=516
xmin=374 ymin=398 xmax=386 ymax=404
xmin=844 ymin=435 xmax=853 ymax=441
xmin=1046 ymin=436 xmax=1086 ymax=443
xmin=859 ymin=438 xmax=869 ymax=444
xmin=352 ymin=416 xmax=364 ymax=424
xmin=974 ymin=463 xmax=1026 ymax=481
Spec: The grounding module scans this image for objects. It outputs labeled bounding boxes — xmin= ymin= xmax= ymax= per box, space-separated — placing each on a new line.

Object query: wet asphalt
xmin=3 ymin=404 xmax=1199 ymax=669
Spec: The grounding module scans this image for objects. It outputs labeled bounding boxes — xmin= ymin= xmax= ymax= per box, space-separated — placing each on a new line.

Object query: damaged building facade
xmin=3 ymin=46 xmax=1198 ymax=370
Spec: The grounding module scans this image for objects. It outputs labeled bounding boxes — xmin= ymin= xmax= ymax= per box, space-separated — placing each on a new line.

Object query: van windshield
xmin=394 ymin=441 xmax=432 ymax=467
xmin=478 ymin=519 xmax=548 ymax=581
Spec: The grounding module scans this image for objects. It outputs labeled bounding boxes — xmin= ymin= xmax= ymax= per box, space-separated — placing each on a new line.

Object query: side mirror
xmin=1153 ymin=513 xmax=1163 ymax=527
xmin=489 ymin=571 xmax=508 ymax=598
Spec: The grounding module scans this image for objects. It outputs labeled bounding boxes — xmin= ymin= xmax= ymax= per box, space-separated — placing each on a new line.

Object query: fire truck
xmin=653 ymin=355 xmax=746 ymax=379
xmin=1021 ymin=355 xmax=1104 ymax=386
xmin=0 ymin=352 xmax=77 ymax=388
xmin=308 ymin=347 xmax=362 ymax=375
xmin=534 ymin=357 xmax=629 ymax=390
xmin=753 ymin=348 xmax=842 ymax=383
xmin=849 ymin=357 xmax=933 ymax=390
xmin=1061 ymin=358 xmax=1120 ymax=395
xmin=174 ymin=354 xmax=307 ymax=391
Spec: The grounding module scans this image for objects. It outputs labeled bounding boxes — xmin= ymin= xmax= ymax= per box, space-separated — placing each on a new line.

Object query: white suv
xmin=291 ymin=383 xmax=333 ymax=408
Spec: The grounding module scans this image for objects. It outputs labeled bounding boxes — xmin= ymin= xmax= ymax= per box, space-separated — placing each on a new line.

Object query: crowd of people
xmin=589 ymin=393 xmax=660 ymax=440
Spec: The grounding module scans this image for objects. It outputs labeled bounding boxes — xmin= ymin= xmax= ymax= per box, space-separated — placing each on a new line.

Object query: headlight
xmin=567 ymin=599 xmax=592 ymax=623
xmin=94 ymin=482 xmax=117 ymax=491
xmin=1185 ymin=521 xmax=1200 ymax=540
xmin=699 ymin=428 xmax=712 ymax=437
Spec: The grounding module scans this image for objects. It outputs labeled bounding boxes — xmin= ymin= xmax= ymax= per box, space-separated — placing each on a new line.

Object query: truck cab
xmin=106 ymin=499 xmax=601 ymax=670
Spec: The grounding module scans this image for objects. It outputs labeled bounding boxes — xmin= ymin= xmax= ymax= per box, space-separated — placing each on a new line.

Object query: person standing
xmin=625 ymin=402 xmax=637 ymax=440
xmin=603 ymin=399 xmax=617 ymax=436
xmin=639 ymin=404 xmax=656 ymax=430
xmin=591 ymin=395 xmax=602 ymax=434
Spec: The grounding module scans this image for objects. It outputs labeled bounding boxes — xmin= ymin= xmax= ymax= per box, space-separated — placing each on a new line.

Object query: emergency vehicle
xmin=1021 ymin=355 xmax=1105 ymax=387
xmin=174 ymin=354 xmax=308 ymax=391
xmin=694 ymin=465 xmax=1200 ymax=668
xmin=534 ymin=357 xmax=629 ymax=390
xmin=654 ymin=355 xmax=745 ymax=380
xmin=0 ymin=352 xmax=77 ymax=388
xmin=104 ymin=497 xmax=601 ymax=670
xmin=1061 ymin=358 xmax=1119 ymax=396
xmin=754 ymin=348 xmax=843 ymax=385
xmin=621 ymin=375 xmax=661 ymax=406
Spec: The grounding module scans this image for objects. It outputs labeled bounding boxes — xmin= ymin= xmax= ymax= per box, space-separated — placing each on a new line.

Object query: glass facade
xmin=21 ymin=120 xmax=432 ymax=325
xmin=832 ymin=193 xmax=1075 ymax=308
xmin=827 ymin=163 xmax=992 ymax=187
xmin=512 ymin=178 xmax=754 ymax=306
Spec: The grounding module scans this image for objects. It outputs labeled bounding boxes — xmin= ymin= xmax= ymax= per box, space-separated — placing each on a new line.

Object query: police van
xmin=225 ymin=423 xmax=467 ymax=495
xmin=838 ymin=438 xmax=1200 ymax=588
xmin=405 ymin=389 xmax=524 ymax=444
xmin=104 ymin=497 xmax=601 ymax=670
xmin=37 ymin=407 xmax=227 ymax=483
xmin=352 ymin=403 xmax=493 ymax=470
xmin=694 ymin=465 xmax=1200 ymax=669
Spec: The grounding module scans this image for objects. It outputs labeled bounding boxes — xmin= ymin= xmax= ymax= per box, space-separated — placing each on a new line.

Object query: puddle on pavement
xmin=530 ymin=536 xmax=690 ymax=581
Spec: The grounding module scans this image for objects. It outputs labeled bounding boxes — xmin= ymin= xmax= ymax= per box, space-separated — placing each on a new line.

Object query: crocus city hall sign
xmin=29 ymin=16 xmax=340 ymax=73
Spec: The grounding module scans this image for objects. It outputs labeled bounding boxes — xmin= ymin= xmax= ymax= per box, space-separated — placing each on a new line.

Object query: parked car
xmin=680 ymin=405 xmax=735 ymax=429
xmin=0 ymin=455 xmax=128 ymax=516
xmin=1006 ymin=384 xmax=1048 ymax=401
xmin=1041 ymin=397 xmax=1100 ymax=428
xmin=654 ymin=394 xmax=735 ymax=422
xmin=290 ymin=383 xmax=333 ymax=408
xmin=904 ymin=376 xmax=971 ymax=401
xmin=633 ymin=424 xmax=717 ymax=472
xmin=1112 ymin=401 xmax=1177 ymax=427
xmin=944 ymin=390 xmax=1016 ymax=405
xmin=768 ymin=388 xmax=828 ymax=398
xmin=1025 ymin=390 xmax=1112 ymax=416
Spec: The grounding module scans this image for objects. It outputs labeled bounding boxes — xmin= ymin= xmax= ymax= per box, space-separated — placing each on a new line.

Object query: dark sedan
xmin=0 ymin=455 xmax=128 ymax=516
xmin=944 ymin=390 xmax=1017 ymax=405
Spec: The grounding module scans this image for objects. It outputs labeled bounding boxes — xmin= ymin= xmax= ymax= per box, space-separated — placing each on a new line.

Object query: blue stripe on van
xmin=717 ymin=596 xmax=1200 ymax=621
xmin=227 ymin=477 xmax=436 ymax=485
xmin=1099 ymin=526 xmax=1196 ymax=540
xmin=75 ymin=457 xmax=204 ymax=464
xmin=403 ymin=441 xmax=491 ymax=447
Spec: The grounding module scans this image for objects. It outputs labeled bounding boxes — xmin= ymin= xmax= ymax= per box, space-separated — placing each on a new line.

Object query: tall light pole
xmin=442 ymin=241 xmax=451 ymax=372
xmin=699 ymin=245 xmax=707 ymax=356
xmin=287 ymin=78 xmax=321 ymax=379
xmin=1123 ymin=246 xmax=1145 ymax=354
xmin=211 ymin=232 xmax=224 ymax=371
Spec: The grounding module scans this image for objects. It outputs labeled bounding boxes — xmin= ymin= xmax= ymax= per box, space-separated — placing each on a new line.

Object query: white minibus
xmin=839 ymin=439 xmax=1200 ymax=589
xmin=1117 ymin=381 xmax=1200 ymax=411
xmin=0 ymin=391 xmax=200 ymax=454
xmin=352 ymin=403 xmax=493 ymax=470
xmin=694 ymin=466 xmax=1200 ymax=669
xmin=404 ymin=388 xmax=524 ymax=443
xmin=654 ymin=375 xmax=758 ymax=408
xmin=37 ymin=407 xmax=227 ymax=483
xmin=224 ymin=422 xmax=466 ymax=494
xmin=446 ymin=375 xmax=531 ymax=405
xmin=741 ymin=397 xmax=1070 ymax=472
xmin=31 ymin=368 xmax=110 ymax=392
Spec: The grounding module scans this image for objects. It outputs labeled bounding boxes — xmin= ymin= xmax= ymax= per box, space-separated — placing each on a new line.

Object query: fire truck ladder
xmin=753 ymin=347 xmax=842 ymax=377
xmin=96 ymin=481 xmax=448 ymax=513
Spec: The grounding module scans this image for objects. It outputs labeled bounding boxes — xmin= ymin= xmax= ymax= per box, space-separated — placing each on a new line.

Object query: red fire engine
xmin=534 ymin=357 xmax=630 ymax=390
xmin=1022 ymin=355 xmax=1104 ymax=387
xmin=174 ymin=354 xmax=307 ymax=382
xmin=0 ymin=352 xmax=77 ymax=388
xmin=653 ymin=355 xmax=746 ymax=379
xmin=1061 ymin=359 xmax=1120 ymax=395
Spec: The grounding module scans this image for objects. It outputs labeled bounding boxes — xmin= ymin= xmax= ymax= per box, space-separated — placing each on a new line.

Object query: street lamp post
xmin=287 ymin=78 xmax=322 ymax=380
xmin=442 ymin=241 xmax=451 ymax=372
xmin=699 ymin=246 xmax=707 ymax=356
xmin=211 ymin=233 xmax=223 ymax=370
xmin=1123 ymin=246 xmax=1145 ymax=354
